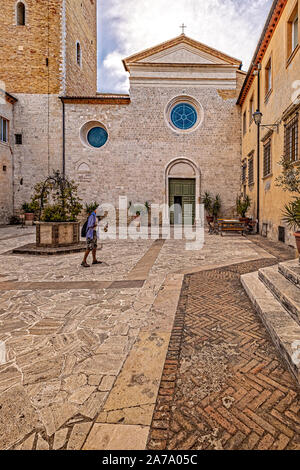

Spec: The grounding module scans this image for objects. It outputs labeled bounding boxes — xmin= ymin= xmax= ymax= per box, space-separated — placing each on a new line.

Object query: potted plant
xmin=212 ymin=194 xmax=222 ymax=221
xmin=282 ymin=198 xmax=300 ymax=253
xmin=22 ymin=202 xmax=36 ymax=224
xmin=236 ymin=195 xmax=251 ymax=223
xmin=276 ymin=157 xmax=300 ymax=251
xmin=202 ymin=192 xmax=213 ymax=223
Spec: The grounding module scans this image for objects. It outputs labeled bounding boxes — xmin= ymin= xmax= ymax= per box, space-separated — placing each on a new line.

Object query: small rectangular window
xmin=278 ymin=226 xmax=285 ymax=243
xmin=242 ymin=162 xmax=247 ymax=183
xmin=287 ymin=3 xmax=299 ymax=59
xmin=0 ymin=117 xmax=9 ymax=143
xmin=284 ymin=114 xmax=299 ymax=162
xmin=263 ymin=141 xmax=272 ymax=177
xmin=15 ymin=134 xmax=22 ymax=145
xmin=243 ymin=111 xmax=247 ymax=135
xmin=248 ymin=156 xmax=254 ymax=185
xmin=293 ymin=15 xmax=299 ymax=51
xmin=249 ymin=95 xmax=254 ymax=124
xmin=265 ymin=57 xmax=272 ymax=97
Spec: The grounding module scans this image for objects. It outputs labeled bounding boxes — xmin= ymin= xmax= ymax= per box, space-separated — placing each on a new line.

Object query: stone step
xmin=241 ymin=271 xmax=300 ymax=385
xmin=258 ymin=265 xmax=300 ymax=326
xmin=278 ymin=259 xmax=300 ymax=289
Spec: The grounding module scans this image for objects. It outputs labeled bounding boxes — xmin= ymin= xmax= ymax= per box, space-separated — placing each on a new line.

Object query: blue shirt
xmin=86 ymin=212 xmax=97 ymax=240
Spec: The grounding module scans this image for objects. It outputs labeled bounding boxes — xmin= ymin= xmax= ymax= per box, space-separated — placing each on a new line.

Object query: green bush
xmin=85 ymin=202 xmax=99 ymax=215
xmin=21 ymin=202 xmax=36 ymax=213
xmin=30 ymin=171 xmax=82 ymax=222
xmin=41 ymin=205 xmax=68 ymax=223
xmin=282 ymin=198 xmax=300 ymax=231
xmin=236 ymin=195 xmax=251 ymax=218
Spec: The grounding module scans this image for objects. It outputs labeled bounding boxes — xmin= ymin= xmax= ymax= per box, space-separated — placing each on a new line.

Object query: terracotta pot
xmin=294 ymin=232 xmax=300 ymax=253
xmin=25 ymin=213 xmax=34 ymax=221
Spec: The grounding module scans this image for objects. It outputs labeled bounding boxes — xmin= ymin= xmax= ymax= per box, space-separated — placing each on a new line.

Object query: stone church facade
xmin=1 ymin=0 xmax=244 ymax=226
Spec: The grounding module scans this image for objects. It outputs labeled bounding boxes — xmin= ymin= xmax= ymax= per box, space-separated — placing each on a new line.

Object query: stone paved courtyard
xmin=0 ymin=225 xmax=298 ymax=450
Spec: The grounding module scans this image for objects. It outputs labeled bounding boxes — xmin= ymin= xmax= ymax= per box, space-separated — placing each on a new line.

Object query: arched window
xmin=16 ymin=2 xmax=26 ymax=26
xmin=76 ymin=42 xmax=81 ymax=67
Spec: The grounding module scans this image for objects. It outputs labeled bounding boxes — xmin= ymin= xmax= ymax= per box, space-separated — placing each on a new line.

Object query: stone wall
xmin=0 ymin=99 xmax=14 ymax=223
xmin=64 ymin=83 xmax=242 ymax=215
xmin=12 ymin=94 xmax=63 ymax=211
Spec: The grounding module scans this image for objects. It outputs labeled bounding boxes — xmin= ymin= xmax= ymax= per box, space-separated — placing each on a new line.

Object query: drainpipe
xmin=256 ymin=64 xmax=261 ymax=234
xmin=62 ymin=99 xmax=65 ymax=178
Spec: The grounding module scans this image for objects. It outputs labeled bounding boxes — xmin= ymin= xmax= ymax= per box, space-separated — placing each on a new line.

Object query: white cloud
xmin=98 ymin=0 xmax=273 ymax=93
xmin=102 ymin=52 xmax=130 ymax=94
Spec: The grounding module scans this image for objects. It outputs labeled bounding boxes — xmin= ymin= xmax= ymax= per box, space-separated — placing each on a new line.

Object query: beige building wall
xmin=240 ymin=0 xmax=300 ymax=247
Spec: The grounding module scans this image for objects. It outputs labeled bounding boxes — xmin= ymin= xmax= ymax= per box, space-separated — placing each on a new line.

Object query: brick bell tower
xmin=0 ymin=0 xmax=97 ymax=96
xmin=0 ymin=1 xmax=97 ymax=214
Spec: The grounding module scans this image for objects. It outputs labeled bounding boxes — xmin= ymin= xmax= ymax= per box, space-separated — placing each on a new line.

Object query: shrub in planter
xmin=236 ymin=195 xmax=251 ymax=222
xmin=212 ymin=194 xmax=222 ymax=220
xmin=21 ymin=202 xmax=36 ymax=223
xmin=31 ymin=171 xmax=82 ymax=222
xmin=282 ymin=198 xmax=300 ymax=253
xmin=202 ymin=192 xmax=213 ymax=222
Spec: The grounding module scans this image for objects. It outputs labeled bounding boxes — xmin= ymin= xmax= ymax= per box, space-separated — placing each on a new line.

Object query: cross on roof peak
xmin=180 ymin=23 xmax=187 ymax=35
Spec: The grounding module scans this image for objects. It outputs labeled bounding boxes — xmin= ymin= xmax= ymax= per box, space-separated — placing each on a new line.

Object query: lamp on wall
xmin=253 ymin=110 xmax=280 ymax=132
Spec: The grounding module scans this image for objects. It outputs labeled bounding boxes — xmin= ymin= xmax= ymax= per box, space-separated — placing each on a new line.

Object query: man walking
xmin=81 ymin=206 xmax=102 ymax=268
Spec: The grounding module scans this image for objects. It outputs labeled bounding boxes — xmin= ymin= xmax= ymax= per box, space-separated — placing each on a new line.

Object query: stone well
xmin=36 ymin=221 xmax=80 ymax=248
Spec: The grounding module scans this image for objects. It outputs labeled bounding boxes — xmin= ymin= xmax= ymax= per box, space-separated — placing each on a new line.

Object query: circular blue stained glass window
xmin=171 ymin=103 xmax=197 ymax=130
xmin=87 ymin=127 xmax=108 ymax=148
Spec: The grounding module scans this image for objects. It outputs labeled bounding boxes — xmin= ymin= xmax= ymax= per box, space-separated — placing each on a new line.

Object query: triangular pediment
xmin=123 ymin=34 xmax=241 ymax=70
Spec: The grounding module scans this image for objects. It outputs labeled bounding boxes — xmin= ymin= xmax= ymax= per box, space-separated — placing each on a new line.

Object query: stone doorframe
xmin=164 ymin=158 xmax=201 ymax=224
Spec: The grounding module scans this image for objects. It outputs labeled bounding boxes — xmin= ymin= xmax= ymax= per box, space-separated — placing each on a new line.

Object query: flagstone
xmin=0 ymin=385 xmax=41 ymax=450
xmin=36 ymin=435 xmax=49 ymax=450
xmin=39 ymin=402 xmax=78 ymax=437
xmin=62 ymin=374 xmax=87 ymax=393
xmin=103 ymin=332 xmax=170 ymax=411
xmin=15 ymin=433 xmax=36 ymax=450
xmin=67 ymin=422 xmax=93 ymax=450
xmin=0 ymin=365 xmax=22 ymax=393
xmin=53 ymin=428 xmax=69 ymax=450
xmin=98 ymin=375 xmax=116 ymax=392
xmin=88 ymin=374 xmax=103 ymax=386
xmin=74 ymin=354 xmax=125 ymax=376
xmin=98 ymin=404 xmax=155 ymax=426
xmin=83 ymin=423 xmax=149 ymax=450
xmin=70 ymin=385 xmax=96 ymax=405
xmin=79 ymin=391 xmax=108 ymax=419
xmin=96 ymin=336 xmax=128 ymax=354
xmin=22 ymin=357 xmax=64 ymax=385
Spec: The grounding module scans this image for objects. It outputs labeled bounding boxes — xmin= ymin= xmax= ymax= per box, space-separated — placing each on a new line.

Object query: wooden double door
xmin=169 ymin=179 xmax=196 ymax=225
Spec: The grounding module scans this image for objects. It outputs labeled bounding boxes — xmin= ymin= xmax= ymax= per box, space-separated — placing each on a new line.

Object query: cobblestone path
xmin=148 ymin=255 xmax=300 ymax=450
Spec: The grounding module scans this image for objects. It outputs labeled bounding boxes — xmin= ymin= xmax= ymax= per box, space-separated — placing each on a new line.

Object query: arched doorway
xmin=165 ymin=158 xmax=201 ymax=225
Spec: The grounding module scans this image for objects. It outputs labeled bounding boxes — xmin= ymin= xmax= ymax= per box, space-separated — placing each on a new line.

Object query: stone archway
xmin=165 ymin=158 xmax=201 ymax=224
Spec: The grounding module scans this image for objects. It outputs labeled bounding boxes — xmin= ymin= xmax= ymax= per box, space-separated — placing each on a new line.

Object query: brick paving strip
xmin=147 ymin=252 xmax=300 ymax=450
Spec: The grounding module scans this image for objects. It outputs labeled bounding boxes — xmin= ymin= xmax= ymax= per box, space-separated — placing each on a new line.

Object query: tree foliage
xmin=30 ymin=171 xmax=82 ymax=222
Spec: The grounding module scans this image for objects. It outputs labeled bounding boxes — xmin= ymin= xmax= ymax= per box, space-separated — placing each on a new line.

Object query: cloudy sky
xmin=97 ymin=0 xmax=273 ymax=94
